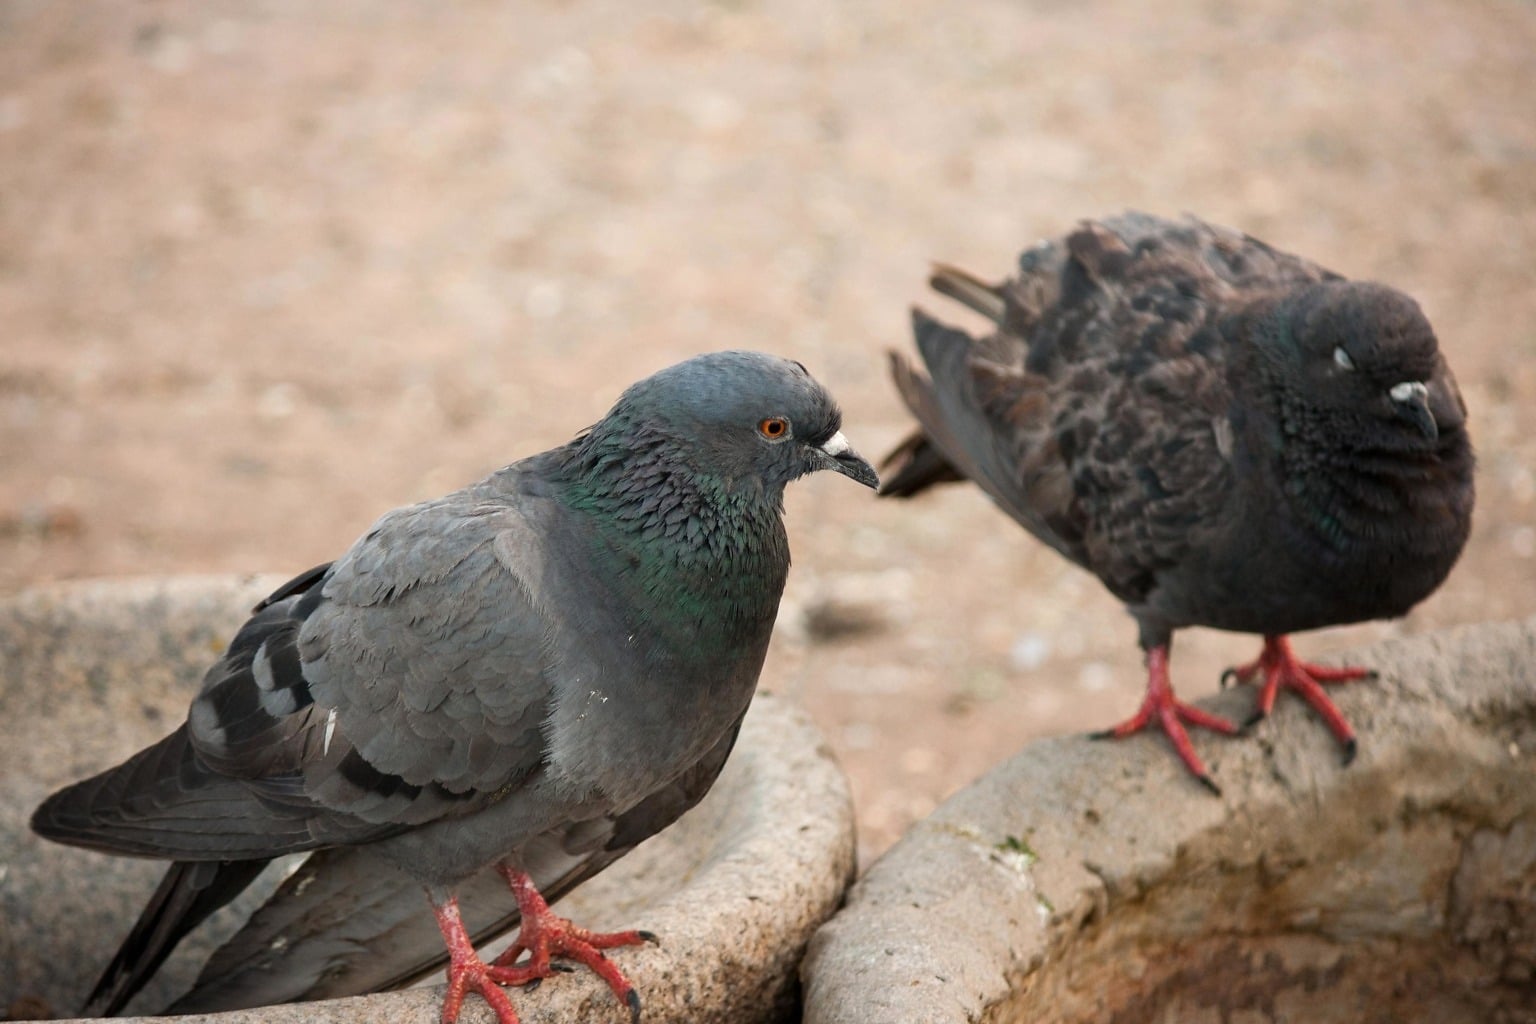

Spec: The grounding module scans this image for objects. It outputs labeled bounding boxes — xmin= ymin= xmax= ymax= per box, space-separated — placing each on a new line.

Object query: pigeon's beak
xmin=814 ymin=431 xmax=880 ymax=490
xmin=1388 ymin=380 xmax=1437 ymax=441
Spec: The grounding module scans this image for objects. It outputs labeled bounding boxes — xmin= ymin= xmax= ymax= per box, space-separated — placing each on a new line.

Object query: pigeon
xmin=31 ymin=350 xmax=878 ymax=1023
xmin=883 ymin=212 xmax=1474 ymax=793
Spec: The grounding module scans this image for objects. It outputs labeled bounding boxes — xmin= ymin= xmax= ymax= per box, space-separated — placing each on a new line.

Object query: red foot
xmin=1090 ymin=645 xmax=1239 ymax=796
xmin=1221 ymin=634 xmax=1375 ymax=762
xmin=432 ymin=897 xmax=522 ymax=1024
xmin=428 ymin=868 xmax=653 ymax=1024
xmin=487 ymin=864 xmax=651 ymax=1023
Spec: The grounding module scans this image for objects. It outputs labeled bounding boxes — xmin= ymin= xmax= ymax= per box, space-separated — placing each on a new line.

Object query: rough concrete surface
xmin=802 ymin=620 xmax=1536 ymax=1024
xmin=0 ymin=577 xmax=857 ymax=1024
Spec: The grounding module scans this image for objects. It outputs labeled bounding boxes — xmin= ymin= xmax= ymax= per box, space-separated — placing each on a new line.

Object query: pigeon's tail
xmin=167 ymin=845 xmax=449 ymax=1011
xmin=879 ymin=424 xmax=965 ymax=498
xmin=879 ymin=310 xmax=987 ymax=499
xmin=84 ymin=858 xmax=272 ymax=1017
xmin=882 ymin=263 xmax=1011 ymax=498
xmin=929 ymin=263 xmax=1007 ymax=324
xmin=886 ymin=309 xmax=1062 ymax=550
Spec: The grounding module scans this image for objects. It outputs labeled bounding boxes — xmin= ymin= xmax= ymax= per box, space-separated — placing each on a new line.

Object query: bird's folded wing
xmin=34 ymin=474 xmax=570 ymax=861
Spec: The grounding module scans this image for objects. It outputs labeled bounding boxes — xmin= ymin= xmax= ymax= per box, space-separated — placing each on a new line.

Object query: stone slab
xmin=802 ymin=619 xmax=1536 ymax=1024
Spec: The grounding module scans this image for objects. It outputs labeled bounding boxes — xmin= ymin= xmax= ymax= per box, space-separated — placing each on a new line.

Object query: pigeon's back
xmin=980 ymin=212 xmax=1338 ymax=375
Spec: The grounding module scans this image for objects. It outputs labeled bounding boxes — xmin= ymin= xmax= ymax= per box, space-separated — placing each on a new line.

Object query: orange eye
xmin=757 ymin=417 xmax=790 ymax=440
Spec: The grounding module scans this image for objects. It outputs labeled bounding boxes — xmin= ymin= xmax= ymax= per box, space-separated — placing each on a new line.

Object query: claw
xmin=488 ymin=865 xmax=650 ymax=1015
xmin=430 ymin=897 xmax=522 ymax=1024
xmin=1093 ymin=645 xmax=1237 ymax=793
xmin=426 ymin=867 xmax=653 ymax=1024
xmin=1230 ymin=635 xmax=1373 ymax=760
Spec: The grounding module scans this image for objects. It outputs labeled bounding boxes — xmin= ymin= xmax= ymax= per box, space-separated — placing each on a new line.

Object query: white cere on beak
xmin=1333 ymin=346 xmax=1355 ymax=371
xmin=818 ymin=431 xmax=852 ymax=457
xmin=1390 ymin=381 xmax=1429 ymax=403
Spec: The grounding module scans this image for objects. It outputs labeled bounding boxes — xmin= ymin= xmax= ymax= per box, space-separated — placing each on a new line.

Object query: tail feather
xmin=929 ymin=263 xmax=1007 ymax=324
xmin=880 ymin=262 xmax=1014 ymax=499
xmin=879 ymin=427 xmax=964 ymax=499
xmin=85 ymin=858 xmax=271 ymax=1017
xmin=879 ymin=312 xmax=989 ymax=499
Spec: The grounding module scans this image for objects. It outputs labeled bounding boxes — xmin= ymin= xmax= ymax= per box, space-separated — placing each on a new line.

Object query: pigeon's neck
xmin=558 ymin=431 xmax=791 ymax=635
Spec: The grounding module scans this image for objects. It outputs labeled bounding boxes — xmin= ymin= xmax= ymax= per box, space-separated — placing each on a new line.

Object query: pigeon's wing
xmin=167 ymin=719 xmax=745 ymax=1012
xmin=28 ymin=569 xmax=407 ymax=860
xmin=1036 ymin=215 xmax=1337 ymax=603
xmin=34 ymin=471 xmax=582 ymax=1015
xmin=889 ymin=214 xmax=1296 ymax=602
xmin=38 ymin=568 xmax=348 ymax=1017
xmin=284 ymin=484 xmax=568 ymax=817
xmin=34 ymin=475 xmax=564 ymax=863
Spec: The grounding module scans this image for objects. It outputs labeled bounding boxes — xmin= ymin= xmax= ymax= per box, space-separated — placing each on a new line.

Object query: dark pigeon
xmin=32 ymin=351 xmax=878 ymax=1023
xmin=883 ymin=212 xmax=1474 ymax=793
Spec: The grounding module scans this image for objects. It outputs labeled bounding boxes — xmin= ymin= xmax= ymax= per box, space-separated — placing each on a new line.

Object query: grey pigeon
xmin=883 ymin=212 xmax=1474 ymax=792
xmin=32 ymin=350 xmax=878 ymax=1023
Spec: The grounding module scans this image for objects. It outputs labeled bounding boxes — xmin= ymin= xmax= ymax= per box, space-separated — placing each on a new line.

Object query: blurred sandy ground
xmin=3 ymin=0 xmax=1534 ymax=863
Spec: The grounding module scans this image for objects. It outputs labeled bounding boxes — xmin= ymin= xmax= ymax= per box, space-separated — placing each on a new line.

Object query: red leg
xmin=1222 ymin=634 xmax=1374 ymax=762
xmin=1090 ymin=645 xmax=1239 ymax=796
xmin=430 ymin=895 xmax=522 ymax=1024
xmin=487 ymin=864 xmax=652 ymax=1023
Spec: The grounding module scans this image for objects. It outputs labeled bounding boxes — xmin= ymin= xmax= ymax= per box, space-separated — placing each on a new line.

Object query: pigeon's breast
xmin=1147 ymin=457 xmax=1472 ymax=636
xmin=536 ymin=522 xmax=786 ymax=812
xmin=539 ymin=614 xmax=773 ymax=813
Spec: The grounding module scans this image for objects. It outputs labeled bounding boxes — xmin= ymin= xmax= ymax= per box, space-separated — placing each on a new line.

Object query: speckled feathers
xmin=885 ymin=212 xmax=1474 ymax=646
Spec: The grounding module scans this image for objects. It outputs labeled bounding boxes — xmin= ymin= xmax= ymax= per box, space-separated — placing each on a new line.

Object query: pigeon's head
xmin=1261 ymin=281 xmax=1466 ymax=447
xmin=596 ymin=351 xmax=879 ymax=493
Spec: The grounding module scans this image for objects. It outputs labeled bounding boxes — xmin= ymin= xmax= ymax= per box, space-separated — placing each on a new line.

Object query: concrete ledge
xmin=0 ymin=577 xmax=856 ymax=1024
xmin=802 ymin=620 xmax=1536 ymax=1024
